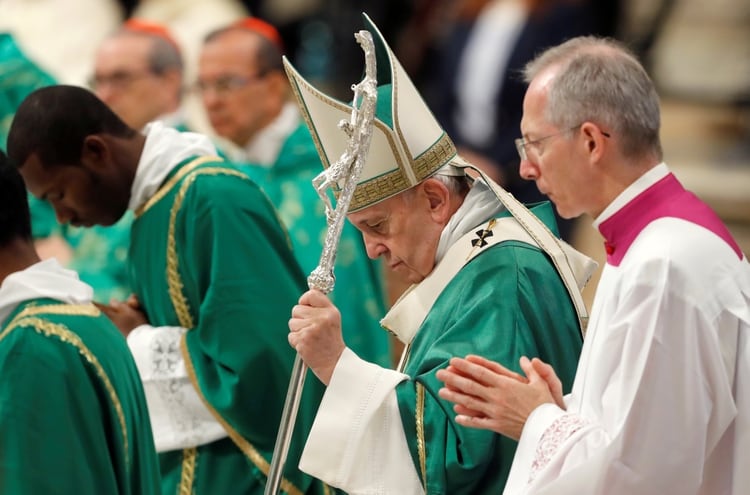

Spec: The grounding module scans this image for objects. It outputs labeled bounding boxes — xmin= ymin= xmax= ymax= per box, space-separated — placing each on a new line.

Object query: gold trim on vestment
xmin=163 ymin=166 xmax=307 ymax=495
xmin=180 ymin=338 xmax=305 ymax=495
xmin=0 ymin=311 xmax=129 ymax=469
xmin=416 ymin=382 xmax=427 ymax=490
xmin=134 ymin=156 xmax=224 ymax=218
xmin=3 ymin=303 xmax=101 ymax=331
xmin=165 ymin=165 xmax=251 ymax=330
xmin=178 ymin=447 xmax=197 ymax=495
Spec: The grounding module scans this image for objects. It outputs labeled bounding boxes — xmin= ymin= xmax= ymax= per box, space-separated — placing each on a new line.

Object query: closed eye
xmin=367 ymin=221 xmax=386 ymax=234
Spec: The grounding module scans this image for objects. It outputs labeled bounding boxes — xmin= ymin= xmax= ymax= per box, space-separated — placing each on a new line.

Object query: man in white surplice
xmin=437 ymin=36 xmax=750 ymax=495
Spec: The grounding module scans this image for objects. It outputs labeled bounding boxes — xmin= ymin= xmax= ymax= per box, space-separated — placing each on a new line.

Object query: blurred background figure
xmin=197 ymin=18 xmax=288 ymax=160
xmin=235 ymin=0 xmax=407 ymax=100
xmin=91 ymin=19 xmax=190 ymax=131
xmin=0 ymin=32 xmax=65 ymax=270
xmin=196 ymin=18 xmax=392 ymax=367
xmin=0 ymin=0 xmax=121 ymax=86
xmin=420 ymin=0 xmax=615 ymax=242
xmin=0 ymin=32 xmax=56 ymax=150
xmin=121 ymin=0 xmax=248 ymax=133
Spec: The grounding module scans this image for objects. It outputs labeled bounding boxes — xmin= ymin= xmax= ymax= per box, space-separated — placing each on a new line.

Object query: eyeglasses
xmin=193 ymin=73 xmax=267 ymax=95
xmin=515 ymin=125 xmax=610 ymax=161
xmin=89 ymin=69 xmax=156 ymax=90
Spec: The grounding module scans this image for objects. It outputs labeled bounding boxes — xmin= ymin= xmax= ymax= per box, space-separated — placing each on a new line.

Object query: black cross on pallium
xmin=471 ymin=227 xmax=494 ymax=247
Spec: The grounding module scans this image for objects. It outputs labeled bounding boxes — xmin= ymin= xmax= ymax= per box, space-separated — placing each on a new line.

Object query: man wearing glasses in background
xmin=196 ymin=17 xmax=393 ymax=370
xmin=92 ymin=18 xmax=189 ymax=132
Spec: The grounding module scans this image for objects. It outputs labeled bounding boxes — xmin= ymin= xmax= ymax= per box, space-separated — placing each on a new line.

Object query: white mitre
xmin=283 ymin=13 xmax=468 ymax=212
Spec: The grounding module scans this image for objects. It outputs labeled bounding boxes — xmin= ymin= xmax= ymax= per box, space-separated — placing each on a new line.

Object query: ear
xmin=580 ymin=122 xmax=608 ymax=163
xmin=420 ymin=178 xmax=452 ymax=223
xmin=267 ymin=70 xmax=290 ymax=100
xmin=162 ymin=68 xmax=183 ymax=93
xmin=80 ymin=135 xmax=109 ymax=171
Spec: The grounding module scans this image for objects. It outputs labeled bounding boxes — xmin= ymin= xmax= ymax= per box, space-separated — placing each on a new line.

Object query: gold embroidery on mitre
xmin=349 ymin=133 xmax=456 ymax=211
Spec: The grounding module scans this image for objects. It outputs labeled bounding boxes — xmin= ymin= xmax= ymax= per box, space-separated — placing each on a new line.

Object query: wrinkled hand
xmin=436 ymin=355 xmax=558 ymax=440
xmin=288 ymin=289 xmax=346 ymax=385
xmin=95 ymin=294 xmax=148 ymax=338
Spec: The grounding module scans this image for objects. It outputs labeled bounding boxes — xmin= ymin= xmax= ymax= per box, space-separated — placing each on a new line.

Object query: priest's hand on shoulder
xmin=95 ymin=294 xmax=149 ymax=338
xmin=288 ymin=289 xmax=346 ymax=385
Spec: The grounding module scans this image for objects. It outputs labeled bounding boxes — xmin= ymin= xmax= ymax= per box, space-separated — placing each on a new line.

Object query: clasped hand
xmin=436 ymin=355 xmax=565 ymax=440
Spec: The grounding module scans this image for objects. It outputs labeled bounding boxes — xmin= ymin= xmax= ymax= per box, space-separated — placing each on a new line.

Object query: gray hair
xmin=147 ymin=36 xmax=184 ymax=75
xmin=400 ymin=169 xmax=471 ymax=203
xmin=431 ymin=171 xmax=472 ymax=197
xmin=523 ymin=36 xmax=662 ymax=160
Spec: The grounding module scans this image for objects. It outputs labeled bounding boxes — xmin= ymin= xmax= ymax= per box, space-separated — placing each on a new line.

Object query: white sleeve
xmin=127 ymin=324 xmax=227 ymax=452
xmin=504 ymin=275 xmax=738 ymax=495
xmin=299 ymin=348 xmax=425 ymax=495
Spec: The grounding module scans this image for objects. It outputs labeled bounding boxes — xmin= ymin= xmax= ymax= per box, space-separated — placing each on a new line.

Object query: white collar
xmin=240 ymin=102 xmax=299 ymax=167
xmin=129 ymin=121 xmax=218 ymax=212
xmin=435 ymin=177 xmax=505 ymax=263
xmin=593 ymin=162 xmax=669 ymax=228
xmin=0 ymin=259 xmax=93 ymax=326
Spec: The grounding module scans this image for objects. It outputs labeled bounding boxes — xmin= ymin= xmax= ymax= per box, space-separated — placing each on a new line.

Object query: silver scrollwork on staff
xmin=264 ymin=29 xmax=378 ymax=495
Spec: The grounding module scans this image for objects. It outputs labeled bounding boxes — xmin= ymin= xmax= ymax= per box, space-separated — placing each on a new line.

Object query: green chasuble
xmin=129 ymin=157 xmax=329 ymax=495
xmin=0 ymin=299 xmax=161 ymax=494
xmin=237 ymin=123 xmax=391 ymax=367
xmin=396 ymin=203 xmax=583 ymax=494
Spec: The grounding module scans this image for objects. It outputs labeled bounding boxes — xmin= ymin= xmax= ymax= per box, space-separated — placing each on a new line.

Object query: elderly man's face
xmin=197 ymin=30 xmax=280 ymax=147
xmin=348 ymin=185 xmax=444 ymax=284
xmin=92 ymin=34 xmax=179 ymax=130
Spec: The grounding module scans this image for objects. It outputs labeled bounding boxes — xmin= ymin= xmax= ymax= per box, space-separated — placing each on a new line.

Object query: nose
xmin=201 ymin=88 xmax=223 ymax=111
xmin=363 ymin=235 xmax=387 ymax=260
xmin=519 ymin=158 xmax=539 ymax=181
xmin=54 ymin=205 xmax=76 ymax=225
xmin=95 ymin=85 xmax=117 ymax=105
